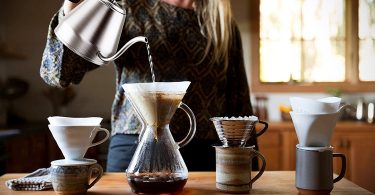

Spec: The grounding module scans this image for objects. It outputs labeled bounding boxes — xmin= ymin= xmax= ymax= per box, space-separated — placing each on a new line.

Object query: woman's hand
xmin=63 ymin=0 xmax=82 ymax=15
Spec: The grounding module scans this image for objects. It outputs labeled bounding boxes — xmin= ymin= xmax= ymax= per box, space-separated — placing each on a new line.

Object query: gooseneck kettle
xmin=55 ymin=0 xmax=147 ymax=65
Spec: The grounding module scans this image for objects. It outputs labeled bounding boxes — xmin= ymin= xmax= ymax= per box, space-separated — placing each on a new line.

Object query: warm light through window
xmin=259 ymin=0 xmax=346 ymax=83
xmin=359 ymin=0 xmax=375 ymax=81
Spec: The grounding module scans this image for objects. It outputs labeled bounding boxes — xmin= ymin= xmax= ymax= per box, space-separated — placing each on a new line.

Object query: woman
xmin=41 ymin=0 xmax=258 ymax=171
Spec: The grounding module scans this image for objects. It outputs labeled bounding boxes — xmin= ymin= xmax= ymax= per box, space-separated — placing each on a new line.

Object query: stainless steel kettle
xmin=55 ymin=0 xmax=147 ymax=65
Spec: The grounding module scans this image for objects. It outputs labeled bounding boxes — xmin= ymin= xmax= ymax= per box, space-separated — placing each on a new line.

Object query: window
xmin=359 ymin=0 xmax=375 ymax=81
xmin=251 ymin=0 xmax=375 ymax=92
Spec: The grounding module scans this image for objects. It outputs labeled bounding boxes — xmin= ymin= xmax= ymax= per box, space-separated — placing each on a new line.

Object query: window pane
xmin=260 ymin=0 xmax=345 ymax=83
xmin=302 ymin=41 xmax=345 ymax=82
xmin=359 ymin=0 xmax=375 ymax=81
xmin=260 ymin=40 xmax=301 ymax=82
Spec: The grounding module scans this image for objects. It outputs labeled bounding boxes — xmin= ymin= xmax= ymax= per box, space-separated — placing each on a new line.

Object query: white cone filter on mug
xmin=48 ymin=125 xmax=109 ymax=160
xmin=290 ymin=111 xmax=341 ymax=147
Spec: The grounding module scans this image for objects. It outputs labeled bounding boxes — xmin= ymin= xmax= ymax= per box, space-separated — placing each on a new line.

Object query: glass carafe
xmin=122 ymin=81 xmax=196 ymax=194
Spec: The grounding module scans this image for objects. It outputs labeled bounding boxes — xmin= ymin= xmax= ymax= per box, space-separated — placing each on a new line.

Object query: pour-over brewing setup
xmin=210 ymin=116 xmax=268 ymax=193
xmin=290 ymin=97 xmax=347 ymax=194
xmin=48 ymin=0 xmax=351 ymax=194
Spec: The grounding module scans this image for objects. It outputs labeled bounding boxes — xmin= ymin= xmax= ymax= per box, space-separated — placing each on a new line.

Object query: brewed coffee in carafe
xmin=122 ymin=81 xmax=196 ymax=194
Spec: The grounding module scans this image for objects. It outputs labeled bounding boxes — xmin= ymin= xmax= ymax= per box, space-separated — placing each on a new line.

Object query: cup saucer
xmin=51 ymin=158 xmax=97 ymax=166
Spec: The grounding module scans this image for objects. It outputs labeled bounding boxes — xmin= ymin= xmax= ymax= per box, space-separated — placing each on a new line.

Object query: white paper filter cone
xmin=290 ymin=111 xmax=341 ymax=147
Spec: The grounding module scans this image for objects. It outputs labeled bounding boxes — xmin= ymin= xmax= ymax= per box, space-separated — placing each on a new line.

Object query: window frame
xmin=250 ymin=0 xmax=375 ymax=93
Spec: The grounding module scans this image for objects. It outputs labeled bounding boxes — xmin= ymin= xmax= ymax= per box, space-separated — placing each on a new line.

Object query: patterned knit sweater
xmin=40 ymin=0 xmax=253 ymax=140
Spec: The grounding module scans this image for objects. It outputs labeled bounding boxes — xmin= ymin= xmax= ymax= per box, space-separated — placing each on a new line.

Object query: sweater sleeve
xmin=225 ymin=22 xmax=253 ymax=117
xmin=40 ymin=8 xmax=98 ymax=88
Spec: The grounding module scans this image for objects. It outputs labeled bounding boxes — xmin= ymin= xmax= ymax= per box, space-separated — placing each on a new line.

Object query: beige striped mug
xmin=214 ymin=146 xmax=266 ymax=193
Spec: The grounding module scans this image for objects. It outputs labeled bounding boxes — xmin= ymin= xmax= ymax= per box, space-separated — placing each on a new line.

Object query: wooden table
xmin=0 ymin=171 xmax=373 ymax=194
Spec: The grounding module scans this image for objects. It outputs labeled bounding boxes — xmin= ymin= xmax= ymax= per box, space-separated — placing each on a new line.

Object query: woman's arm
xmin=40 ymin=2 xmax=98 ymax=88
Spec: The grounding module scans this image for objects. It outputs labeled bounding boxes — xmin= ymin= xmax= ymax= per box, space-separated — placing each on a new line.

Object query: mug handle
xmin=176 ymin=103 xmax=196 ymax=148
xmin=333 ymin=153 xmax=346 ymax=183
xmin=87 ymin=163 xmax=104 ymax=189
xmin=250 ymin=149 xmax=267 ymax=184
xmin=255 ymin=120 xmax=268 ymax=137
xmin=89 ymin=127 xmax=110 ymax=147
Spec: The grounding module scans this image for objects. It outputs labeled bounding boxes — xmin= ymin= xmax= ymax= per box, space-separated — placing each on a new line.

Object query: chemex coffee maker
xmin=122 ymin=81 xmax=196 ymax=194
xmin=290 ymin=97 xmax=348 ymax=194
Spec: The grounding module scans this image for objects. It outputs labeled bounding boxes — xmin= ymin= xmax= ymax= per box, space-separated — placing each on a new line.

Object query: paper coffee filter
xmin=48 ymin=116 xmax=103 ymax=126
xmin=210 ymin=116 xmax=258 ymax=121
xmin=122 ymin=81 xmax=191 ymax=93
xmin=290 ymin=97 xmax=341 ymax=114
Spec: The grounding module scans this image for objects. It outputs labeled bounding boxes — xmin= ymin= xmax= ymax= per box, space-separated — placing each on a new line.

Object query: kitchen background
xmin=0 ymin=0 xmax=374 ymax=123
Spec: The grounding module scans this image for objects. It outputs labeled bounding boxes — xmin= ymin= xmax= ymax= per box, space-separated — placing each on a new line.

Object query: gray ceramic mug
xmin=50 ymin=159 xmax=103 ymax=195
xmin=296 ymin=145 xmax=346 ymax=194
xmin=214 ymin=146 xmax=266 ymax=193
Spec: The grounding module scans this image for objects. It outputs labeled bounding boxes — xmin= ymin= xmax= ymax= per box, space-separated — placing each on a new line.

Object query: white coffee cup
xmin=48 ymin=125 xmax=110 ymax=160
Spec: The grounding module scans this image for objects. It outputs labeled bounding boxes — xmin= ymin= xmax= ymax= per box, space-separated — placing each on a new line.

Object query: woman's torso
xmin=111 ymin=0 xmax=231 ymax=140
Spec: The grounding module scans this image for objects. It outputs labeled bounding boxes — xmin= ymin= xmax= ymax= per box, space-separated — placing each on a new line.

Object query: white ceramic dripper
xmin=48 ymin=117 xmax=110 ymax=160
xmin=290 ymin=105 xmax=348 ymax=147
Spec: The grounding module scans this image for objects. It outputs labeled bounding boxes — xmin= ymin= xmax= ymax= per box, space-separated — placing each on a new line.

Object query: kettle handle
xmin=68 ymin=0 xmax=81 ymax=3
xmin=176 ymin=103 xmax=196 ymax=148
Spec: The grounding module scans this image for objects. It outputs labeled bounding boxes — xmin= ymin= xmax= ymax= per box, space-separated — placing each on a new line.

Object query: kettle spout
xmin=98 ymin=36 xmax=148 ymax=62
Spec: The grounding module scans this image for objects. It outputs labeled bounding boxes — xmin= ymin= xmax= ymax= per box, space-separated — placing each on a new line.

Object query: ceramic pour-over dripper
xmin=48 ymin=117 xmax=110 ymax=160
xmin=211 ymin=116 xmax=268 ymax=147
xmin=290 ymin=105 xmax=349 ymax=147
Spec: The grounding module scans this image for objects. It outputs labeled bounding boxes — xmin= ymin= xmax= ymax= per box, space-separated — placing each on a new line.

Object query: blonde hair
xmin=194 ymin=0 xmax=234 ymax=65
